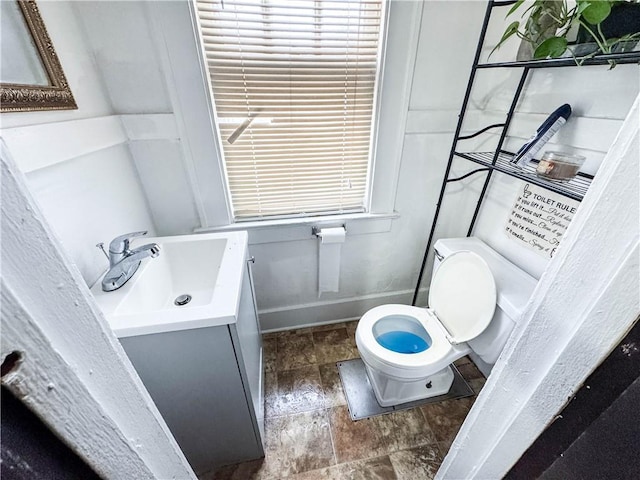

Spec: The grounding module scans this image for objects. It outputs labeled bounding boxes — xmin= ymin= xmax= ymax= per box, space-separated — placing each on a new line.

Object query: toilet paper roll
xmin=318 ymin=227 xmax=346 ymax=295
xmin=319 ymin=227 xmax=346 ymax=244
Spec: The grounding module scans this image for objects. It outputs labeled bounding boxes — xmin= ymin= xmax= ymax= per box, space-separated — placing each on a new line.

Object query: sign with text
xmin=505 ymin=183 xmax=579 ymax=259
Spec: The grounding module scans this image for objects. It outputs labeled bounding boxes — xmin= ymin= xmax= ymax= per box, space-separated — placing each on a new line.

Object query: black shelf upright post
xmin=465 ymin=67 xmax=529 ymax=236
xmin=411 ymin=0 xmax=498 ymax=306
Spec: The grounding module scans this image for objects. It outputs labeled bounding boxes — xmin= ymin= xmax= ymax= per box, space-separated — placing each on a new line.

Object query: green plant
xmin=492 ymin=0 xmax=640 ymax=61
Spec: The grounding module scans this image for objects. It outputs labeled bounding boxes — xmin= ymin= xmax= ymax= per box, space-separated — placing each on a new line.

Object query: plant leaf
xmin=506 ymin=0 xmax=526 ymax=17
xmin=500 ymin=21 xmax=521 ymax=42
xmin=533 ymin=36 xmax=568 ymax=58
xmin=581 ymin=1 xmax=611 ymax=24
xmin=576 ymin=1 xmax=591 ymax=15
xmin=489 ymin=21 xmax=520 ymax=57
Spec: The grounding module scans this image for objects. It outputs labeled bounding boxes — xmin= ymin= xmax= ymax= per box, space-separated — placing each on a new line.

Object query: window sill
xmin=193 ymin=211 xmax=400 ymax=245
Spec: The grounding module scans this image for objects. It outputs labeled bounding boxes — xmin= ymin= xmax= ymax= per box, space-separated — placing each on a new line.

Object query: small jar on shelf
xmin=536 ymin=151 xmax=586 ymax=181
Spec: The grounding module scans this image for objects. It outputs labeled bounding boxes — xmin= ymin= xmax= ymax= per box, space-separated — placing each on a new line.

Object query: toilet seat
xmin=429 ymin=250 xmax=497 ymax=343
xmin=355 ymin=251 xmax=497 ymax=381
xmin=357 ymin=304 xmax=456 ymax=379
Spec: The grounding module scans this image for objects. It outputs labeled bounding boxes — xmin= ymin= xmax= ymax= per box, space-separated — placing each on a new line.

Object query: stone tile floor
xmin=204 ymin=321 xmax=486 ymax=480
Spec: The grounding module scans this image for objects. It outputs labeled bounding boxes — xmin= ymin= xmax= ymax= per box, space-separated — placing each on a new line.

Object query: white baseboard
xmin=258 ymin=288 xmax=428 ymax=333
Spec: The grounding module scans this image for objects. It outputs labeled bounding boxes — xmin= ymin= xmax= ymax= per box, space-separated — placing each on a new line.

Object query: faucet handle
xmin=96 ymin=242 xmax=110 ymax=261
xmin=108 ymin=230 xmax=148 ymax=254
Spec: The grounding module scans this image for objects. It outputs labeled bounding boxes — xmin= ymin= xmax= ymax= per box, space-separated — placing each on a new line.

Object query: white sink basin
xmin=91 ymin=231 xmax=248 ymax=337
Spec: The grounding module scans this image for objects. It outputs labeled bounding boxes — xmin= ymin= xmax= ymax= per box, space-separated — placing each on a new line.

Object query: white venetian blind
xmin=195 ymin=0 xmax=383 ymax=219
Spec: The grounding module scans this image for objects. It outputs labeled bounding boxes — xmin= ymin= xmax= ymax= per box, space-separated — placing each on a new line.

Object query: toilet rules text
xmin=504 ymin=183 xmax=579 ymax=259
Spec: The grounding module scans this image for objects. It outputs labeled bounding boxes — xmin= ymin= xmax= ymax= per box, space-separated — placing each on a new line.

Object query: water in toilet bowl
xmin=376 ymin=331 xmax=430 ymax=354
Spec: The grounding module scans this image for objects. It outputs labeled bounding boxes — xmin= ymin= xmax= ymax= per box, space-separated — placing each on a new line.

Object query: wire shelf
xmin=453 ymin=151 xmax=593 ymax=201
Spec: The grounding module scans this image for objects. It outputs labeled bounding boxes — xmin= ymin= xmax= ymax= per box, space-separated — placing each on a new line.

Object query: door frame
xmin=1 ymin=141 xmax=196 ymax=480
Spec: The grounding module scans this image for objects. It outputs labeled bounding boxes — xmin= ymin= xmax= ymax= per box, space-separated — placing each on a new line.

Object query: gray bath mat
xmin=337 ymin=358 xmax=474 ymax=421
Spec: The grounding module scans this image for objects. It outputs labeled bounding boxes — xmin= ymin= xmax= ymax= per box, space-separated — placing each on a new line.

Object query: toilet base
xmin=364 ymin=363 xmax=455 ymax=407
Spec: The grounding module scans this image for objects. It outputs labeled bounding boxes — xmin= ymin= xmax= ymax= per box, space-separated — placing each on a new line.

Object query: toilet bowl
xmin=355 ymin=237 xmax=535 ymax=407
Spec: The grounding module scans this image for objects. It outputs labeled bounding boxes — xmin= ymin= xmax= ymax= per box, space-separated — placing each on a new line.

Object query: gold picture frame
xmin=1 ymin=0 xmax=77 ymax=113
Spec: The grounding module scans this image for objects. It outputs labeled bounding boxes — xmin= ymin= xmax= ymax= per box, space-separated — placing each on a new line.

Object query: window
xmin=195 ymin=0 xmax=384 ymax=220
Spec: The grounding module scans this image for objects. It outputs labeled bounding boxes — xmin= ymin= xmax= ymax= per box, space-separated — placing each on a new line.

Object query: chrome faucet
xmin=100 ymin=231 xmax=160 ymax=292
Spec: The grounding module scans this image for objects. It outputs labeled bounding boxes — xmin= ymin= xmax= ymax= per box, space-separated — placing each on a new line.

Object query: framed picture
xmin=1 ymin=0 xmax=77 ymax=112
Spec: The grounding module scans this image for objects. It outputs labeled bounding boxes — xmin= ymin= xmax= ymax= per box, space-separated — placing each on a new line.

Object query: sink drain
xmin=174 ymin=294 xmax=192 ymax=306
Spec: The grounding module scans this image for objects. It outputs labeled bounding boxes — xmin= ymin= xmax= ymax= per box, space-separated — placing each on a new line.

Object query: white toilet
xmin=355 ymin=237 xmax=537 ymax=407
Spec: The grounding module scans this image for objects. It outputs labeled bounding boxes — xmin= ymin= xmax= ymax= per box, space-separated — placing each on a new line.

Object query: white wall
xmin=15 ymin=1 xmax=635 ymax=328
xmin=467 ymin=64 xmax=638 ymax=276
xmin=73 ymin=0 xmax=212 ymax=236
xmin=412 ymin=2 xmax=639 ymax=287
xmin=25 ymin=144 xmax=156 ymax=285
xmin=38 ymin=1 xmax=440 ymax=325
xmin=213 ymin=1 xmax=489 ymax=328
xmin=63 ymin=0 xmax=471 ymax=329
xmin=0 ymin=1 xmax=156 ymax=287
xmin=250 ymin=1 xmax=637 ymax=326
xmin=242 ymin=1 xmax=478 ymax=328
xmin=253 ymin=0 xmax=640 ymax=323
xmin=74 ymin=0 xmax=638 ymax=329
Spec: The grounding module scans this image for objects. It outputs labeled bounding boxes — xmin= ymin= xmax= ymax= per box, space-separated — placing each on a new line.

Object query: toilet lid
xmin=428 ymin=250 xmax=497 ymax=344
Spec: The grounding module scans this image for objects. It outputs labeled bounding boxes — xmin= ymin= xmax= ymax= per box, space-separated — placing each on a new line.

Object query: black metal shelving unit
xmin=412 ymin=0 xmax=640 ymax=305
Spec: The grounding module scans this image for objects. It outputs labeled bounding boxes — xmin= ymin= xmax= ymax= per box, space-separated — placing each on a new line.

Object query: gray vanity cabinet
xmin=119 ymin=255 xmax=264 ymax=475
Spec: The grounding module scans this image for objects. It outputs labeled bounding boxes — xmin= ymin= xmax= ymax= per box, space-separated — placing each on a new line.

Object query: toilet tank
xmin=431 ymin=237 xmax=537 ymax=372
